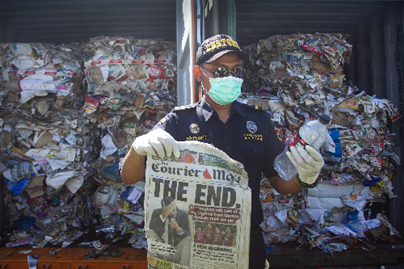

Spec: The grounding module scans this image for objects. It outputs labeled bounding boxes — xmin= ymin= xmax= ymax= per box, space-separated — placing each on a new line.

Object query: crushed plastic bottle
xmin=274 ymin=113 xmax=331 ymax=181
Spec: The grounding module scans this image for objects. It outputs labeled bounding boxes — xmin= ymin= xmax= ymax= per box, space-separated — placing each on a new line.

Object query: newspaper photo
xmin=144 ymin=141 xmax=251 ymax=269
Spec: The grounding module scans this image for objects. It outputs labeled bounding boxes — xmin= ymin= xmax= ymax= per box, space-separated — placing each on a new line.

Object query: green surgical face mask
xmin=202 ymin=71 xmax=243 ymax=105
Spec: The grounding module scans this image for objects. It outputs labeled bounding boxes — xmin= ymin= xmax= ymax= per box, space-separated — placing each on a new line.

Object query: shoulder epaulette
xmin=173 ymin=103 xmax=198 ymax=111
xmin=242 ymin=103 xmax=267 ymax=111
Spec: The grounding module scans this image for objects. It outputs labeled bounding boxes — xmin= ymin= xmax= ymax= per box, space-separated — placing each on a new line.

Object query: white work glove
xmin=286 ymin=145 xmax=324 ymax=185
xmin=132 ymin=128 xmax=180 ymax=159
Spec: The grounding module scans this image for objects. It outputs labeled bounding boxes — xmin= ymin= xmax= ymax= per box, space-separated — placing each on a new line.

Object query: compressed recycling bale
xmin=242 ymin=33 xmax=402 ymax=253
xmin=0 ymin=41 xmax=101 ymax=248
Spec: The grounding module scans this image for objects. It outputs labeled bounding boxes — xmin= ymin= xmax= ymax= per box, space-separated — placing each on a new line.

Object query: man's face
xmin=166 ymin=201 xmax=177 ymax=218
xmin=199 ymin=52 xmax=243 ymax=92
xmin=226 ymin=227 xmax=231 ymax=233
xmin=184 ymin=150 xmax=189 ymax=155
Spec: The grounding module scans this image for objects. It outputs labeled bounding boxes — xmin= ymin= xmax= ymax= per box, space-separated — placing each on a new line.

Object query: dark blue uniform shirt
xmin=153 ymin=98 xmax=285 ymax=227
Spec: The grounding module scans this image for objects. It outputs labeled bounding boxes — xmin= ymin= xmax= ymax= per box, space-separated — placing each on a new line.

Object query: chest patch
xmin=246 ymin=121 xmax=257 ymax=133
xmin=189 ymin=123 xmax=200 ymax=134
xmin=186 ymin=135 xmax=207 ymax=141
xmin=244 ymin=133 xmax=263 ymax=141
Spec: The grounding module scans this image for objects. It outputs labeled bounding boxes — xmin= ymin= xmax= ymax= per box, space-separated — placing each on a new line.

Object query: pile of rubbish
xmin=81 ymin=37 xmax=177 ymax=247
xmin=0 ymin=42 xmax=83 ymax=107
xmin=0 ymin=41 xmax=96 ymax=248
xmin=0 ymin=32 xmax=402 ymax=255
xmin=81 ymin=36 xmax=177 ymax=128
xmin=241 ymin=33 xmax=402 ymax=254
xmin=0 ymin=37 xmax=177 ymax=249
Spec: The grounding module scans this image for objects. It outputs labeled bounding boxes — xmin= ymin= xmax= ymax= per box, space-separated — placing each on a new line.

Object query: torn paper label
xmin=341 ymin=194 xmax=370 ymax=211
xmin=3 ymin=161 xmax=35 ymax=182
xmin=45 ymin=171 xmax=76 ymax=190
xmin=65 ymin=131 xmax=78 ymax=146
xmin=300 ymin=209 xmax=327 ymax=225
xmin=54 ymin=146 xmax=77 ymax=162
xmin=324 ymin=224 xmax=357 ymax=237
xmin=65 ymin=175 xmax=84 ymax=194
xmin=25 ymin=148 xmax=51 ymax=164
xmin=46 ymin=157 xmax=70 ymax=171
xmin=124 ymin=214 xmax=144 ymax=225
xmin=100 ymin=134 xmax=118 ymax=159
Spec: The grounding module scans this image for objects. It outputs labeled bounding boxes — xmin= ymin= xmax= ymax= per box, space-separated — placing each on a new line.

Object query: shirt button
xmin=224 ymin=126 xmax=228 ymax=130
xmin=226 ymin=145 xmax=231 ymax=150
xmin=254 ymin=149 xmax=258 ymax=154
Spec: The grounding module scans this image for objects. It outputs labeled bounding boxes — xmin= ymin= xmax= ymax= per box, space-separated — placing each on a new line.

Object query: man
xmin=180 ymin=149 xmax=196 ymax=164
xmin=204 ymin=223 xmax=214 ymax=244
xmin=194 ymin=226 xmax=205 ymax=243
xmin=148 ymin=196 xmax=191 ymax=265
xmin=121 ymin=34 xmax=324 ymax=268
xmin=223 ymin=226 xmax=236 ymax=247
xmin=213 ymin=226 xmax=224 ymax=245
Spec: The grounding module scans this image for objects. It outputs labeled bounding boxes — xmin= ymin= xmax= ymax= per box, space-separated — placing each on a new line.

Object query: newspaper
xmin=144 ymin=141 xmax=251 ymax=269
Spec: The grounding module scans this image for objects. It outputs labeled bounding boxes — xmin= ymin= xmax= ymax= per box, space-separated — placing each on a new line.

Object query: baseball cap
xmin=195 ymin=34 xmax=248 ymax=65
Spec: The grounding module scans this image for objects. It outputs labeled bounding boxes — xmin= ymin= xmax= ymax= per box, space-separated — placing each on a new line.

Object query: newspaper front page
xmin=144 ymin=141 xmax=251 ymax=269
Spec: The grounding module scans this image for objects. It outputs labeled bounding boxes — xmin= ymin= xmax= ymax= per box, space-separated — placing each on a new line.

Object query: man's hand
xmin=168 ymin=220 xmax=183 ymax=234
xmin=132 ymin=129 xmax=180 ymax=159
xmin=161 ymin=201 xmax=174 ymax=219
xmin=286 ymin=145 xmax=324 ymax=185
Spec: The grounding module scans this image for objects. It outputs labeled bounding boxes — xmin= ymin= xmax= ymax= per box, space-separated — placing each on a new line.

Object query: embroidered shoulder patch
xmin=173 ymin=103 xmax=197 ymax=111
xmin=243 ymin=103 xmax=266 ymax=111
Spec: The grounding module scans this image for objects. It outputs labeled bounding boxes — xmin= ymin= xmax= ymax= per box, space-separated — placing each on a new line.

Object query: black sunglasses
xmin=199 ymin=66 xmax=245 ymax=78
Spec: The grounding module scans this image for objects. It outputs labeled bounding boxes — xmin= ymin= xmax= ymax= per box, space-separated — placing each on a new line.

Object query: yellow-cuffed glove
xmin=132 ymin=128 xmax=180 ymax=159
xmin=286 ymin=145 xmax=324 ymax=186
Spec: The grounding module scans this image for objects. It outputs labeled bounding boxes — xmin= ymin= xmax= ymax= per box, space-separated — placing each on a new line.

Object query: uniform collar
xmin=233 ymin=101 xmax=247 ymax=118
xmin=198 ymin=97 xmax=246 ymax=121
xmin=198 ymin=97 xmax=215 ymax=121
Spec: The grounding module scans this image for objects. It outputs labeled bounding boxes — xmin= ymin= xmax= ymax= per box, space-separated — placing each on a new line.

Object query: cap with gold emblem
xmin=196 ymin=34 xmax=248 ymax=65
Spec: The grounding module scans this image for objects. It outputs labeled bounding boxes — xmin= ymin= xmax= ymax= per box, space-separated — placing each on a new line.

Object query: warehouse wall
xmin=0 ymin=0 xmax=177 ymax=44
xmin=0 ymin=22 xmax=30 ymax=43
xmin=384 ymin=2 xmax=404 ymax=234
xmin=350 ymin=1 xmax=404 ymax=233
